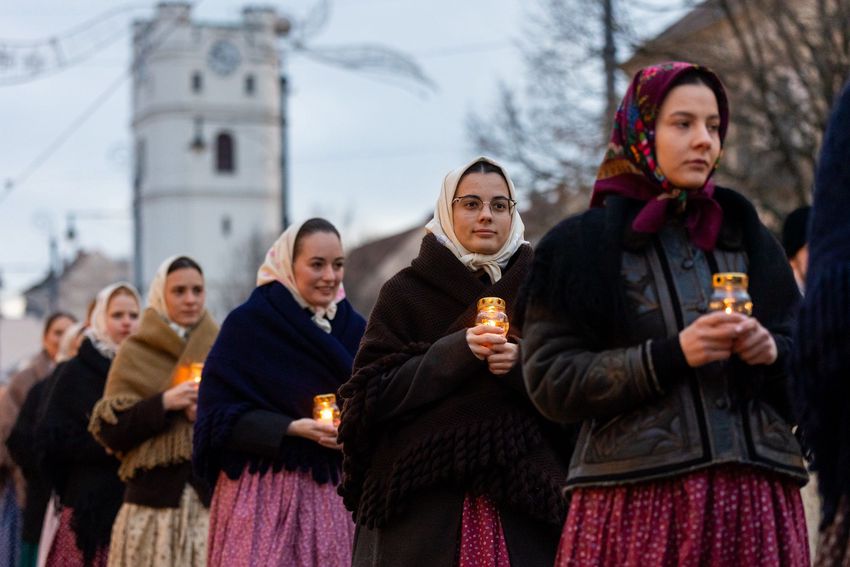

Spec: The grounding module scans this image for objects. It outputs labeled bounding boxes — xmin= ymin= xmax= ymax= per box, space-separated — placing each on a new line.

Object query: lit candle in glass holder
xmin=475 ymin=297 xmax=509 ymax=335
xmin=313 ymin=394 xmax=340 ymax=427
xmin=190 ymin=362 xmax=204 ymax=385
xmin=708 ymin=272 xmax=753 ymax=316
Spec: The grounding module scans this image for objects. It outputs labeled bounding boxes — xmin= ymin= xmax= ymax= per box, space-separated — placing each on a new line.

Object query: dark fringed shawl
xmin=792 ymin=80 xmax=850 ymax=525
xmin=193 ymin=282 xmax=365 ymax=487
xmin=338 ymin=234 xmax=569 ymax=529
xmin=520 ymin=187 xmax=799 ymax=410
xmin=39 ymin=339 xmax=124 ymax=563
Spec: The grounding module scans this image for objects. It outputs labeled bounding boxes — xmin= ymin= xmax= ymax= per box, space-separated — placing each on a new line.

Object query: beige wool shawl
xmin=89 ymin=307 xmax=218 ymax=481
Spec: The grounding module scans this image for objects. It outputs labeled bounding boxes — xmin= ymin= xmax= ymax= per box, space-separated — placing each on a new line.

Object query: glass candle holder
xmin=313 ymin=393 xmax=340 ymax=427
xmin=475 ymin=297 xmax=509 ymax=335
xmin=709 ymin=272 xmax=753 ymax=316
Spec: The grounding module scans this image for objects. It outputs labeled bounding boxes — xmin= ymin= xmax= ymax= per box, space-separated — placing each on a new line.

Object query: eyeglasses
xmin=451 ymin=195 xmax=516 ymax=215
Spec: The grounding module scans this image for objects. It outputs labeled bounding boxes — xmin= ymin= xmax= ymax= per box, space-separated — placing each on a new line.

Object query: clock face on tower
xmin=207 ymin=39 xmax=241 ymax=76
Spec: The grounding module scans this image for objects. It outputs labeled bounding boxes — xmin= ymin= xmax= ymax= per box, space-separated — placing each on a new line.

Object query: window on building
xmin=221 ymin=215 xmax=232 ymax=237
xmin=244 ymin=74 xmax=255 ymax=95
xmin=215 ymin=132 xmax=235 ymax=173
xmin=191 ymin=71 xmax=203 ymax=93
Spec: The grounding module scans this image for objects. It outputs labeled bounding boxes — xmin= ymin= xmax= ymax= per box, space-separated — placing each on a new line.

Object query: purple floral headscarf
xmin=590 ymin=62 xmax=729 ymax=251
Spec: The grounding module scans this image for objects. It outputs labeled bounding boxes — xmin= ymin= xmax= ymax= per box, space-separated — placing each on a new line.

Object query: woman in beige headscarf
xmin=339 ymin=157 xmax=569 ymax=567
xmin=89 ymin=256 xmax=218 ymax=567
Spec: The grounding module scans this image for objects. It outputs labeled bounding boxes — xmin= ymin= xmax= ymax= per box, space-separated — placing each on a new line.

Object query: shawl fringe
xmin=90 ymin=395 xmax=193 ymax=482
xmin=793 ymin=263 xmax=850 ymax=525
xmin=338 ymin=237 xmax=568 ymax=529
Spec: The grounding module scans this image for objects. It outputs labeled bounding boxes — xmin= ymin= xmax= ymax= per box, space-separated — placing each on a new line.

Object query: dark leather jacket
xmin=523 ymin=220 xmax=806 ymax=488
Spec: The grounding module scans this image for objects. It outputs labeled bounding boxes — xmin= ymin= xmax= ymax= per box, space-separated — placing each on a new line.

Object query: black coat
xmin=40 ymin=338 xmax=124 ymax=561
xmin=522 ymin=187 xmax=805 ymax=486
xmin=6 ymin=376 xmax=54 ymax=543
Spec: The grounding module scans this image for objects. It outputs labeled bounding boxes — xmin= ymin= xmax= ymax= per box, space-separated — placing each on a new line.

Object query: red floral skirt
xmin=556 ymin=464 xmax=809 ymax=567
xmin=457 ymin=494 xmax=510 ymax=566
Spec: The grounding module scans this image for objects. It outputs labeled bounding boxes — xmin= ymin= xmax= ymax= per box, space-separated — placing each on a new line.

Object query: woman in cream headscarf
xmin=194 ymin=218 xmax=366 ymax=566
xmin=89 ymin=257 xmax=218 ymax=567
xmin=39 ymin=283 xmax=140 ymax=566
xmin=339 ymin=157 xmax=569 ymax=567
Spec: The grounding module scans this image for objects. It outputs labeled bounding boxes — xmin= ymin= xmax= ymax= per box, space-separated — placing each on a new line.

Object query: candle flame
xmin=725 ymin=306 xmax=733 ymax=314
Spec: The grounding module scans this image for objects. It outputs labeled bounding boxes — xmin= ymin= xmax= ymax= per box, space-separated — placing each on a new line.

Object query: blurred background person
xmin=783 ymin=206 xmax=812 ymax=294
xmin=39 ymin=283 xmax=141 ymax=566
xmin=89 ymin=257 xmax=218 ymax=567
xmin=7 ymin=320 xmax=86 ymax=567
xmin=1 ymin=312 xmax=75 ymax=567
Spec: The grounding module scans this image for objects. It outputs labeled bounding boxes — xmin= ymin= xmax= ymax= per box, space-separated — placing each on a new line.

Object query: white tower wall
xmin=132 ymin=3 xmax=283 ymax=318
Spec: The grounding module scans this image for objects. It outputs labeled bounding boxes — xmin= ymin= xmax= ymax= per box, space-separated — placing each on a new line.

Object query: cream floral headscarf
xmin=256 ymin=220 xmax=345 ymax=333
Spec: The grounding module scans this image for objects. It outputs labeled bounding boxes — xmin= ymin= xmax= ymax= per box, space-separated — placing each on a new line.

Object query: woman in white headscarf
xmin=88 ymin=257 xmax=218 ymax=567
xmin=338 ymin=157 xmax=569 ymax=567
xmin=38 ymin=283 xmax=141 ymax=566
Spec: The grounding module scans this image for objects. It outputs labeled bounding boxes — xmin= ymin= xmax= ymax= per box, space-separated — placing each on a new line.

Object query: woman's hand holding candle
xmin=486 ymin=341 xmax=519 ymax=375
xmin=679 ymin=311 xmax=747 ymax=367
xmin=287 ymin=418 xmax=342 ymax=450
xmin=162 ymin=381 xmax=198 ymax=411
xmin=731 ymin=317 xmax=777 ymax=365
xmin=466 ymin=324 xmax=508 ymax=360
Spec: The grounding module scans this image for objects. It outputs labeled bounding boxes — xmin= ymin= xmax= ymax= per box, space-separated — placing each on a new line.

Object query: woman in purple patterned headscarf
xmin=521 ymin=62 xmax=810 ymax=565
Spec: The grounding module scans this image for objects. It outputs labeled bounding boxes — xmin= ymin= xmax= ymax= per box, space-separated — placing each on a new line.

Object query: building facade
xmin=132 ymin=2 xmax=285 ymax=317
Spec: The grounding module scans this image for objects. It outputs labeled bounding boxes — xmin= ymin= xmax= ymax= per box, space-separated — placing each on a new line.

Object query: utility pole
xmin=602 ymin=0 xmax=618 ymax=139
xmin=0 ymin=269 xmax=4 ymax=375
xmin=48 ymin=232 xmax=59 ymax=313
xmin=279 ymin=74 xmax=290 ymax=231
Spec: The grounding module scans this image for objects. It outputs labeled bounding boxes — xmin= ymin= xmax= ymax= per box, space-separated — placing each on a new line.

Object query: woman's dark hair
xmin=458 ymin=159 xmax=509 ymax=187
xmin=167 ymin=256 xmax=203 ymax=275
xmin=43 ymin=311 xmax=76 ymax=337
xmin=294 ymin=218 xmax=341 ymax=259
xmin=668 ymin=68 xmax=727 ymax=111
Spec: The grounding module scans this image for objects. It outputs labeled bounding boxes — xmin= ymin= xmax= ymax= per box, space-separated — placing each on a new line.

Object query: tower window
xmin=191 ymin=71 xmax=203 ymax=93
xmin=244 ymin=74 xmax=255 ymax=95
xmin=215 ymin=132 xmax=235 ymax=173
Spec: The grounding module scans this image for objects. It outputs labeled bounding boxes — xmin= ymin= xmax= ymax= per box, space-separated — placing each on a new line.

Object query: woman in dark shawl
xmin=194 ymin=218 xmax=366 ymax=566
xmin=338 ymin=156 xmax=569 ymax=567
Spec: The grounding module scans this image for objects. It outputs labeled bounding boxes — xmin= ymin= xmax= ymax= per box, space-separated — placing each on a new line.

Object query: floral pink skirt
xmin=556 ymin=464 xmax=809 ymax=567
xmin=207 ymin=468 xmax=354 ymax=567
xmin=457 ymin=494 xmax=510 ymax=566
xmin=44 ymin=507 xmax=108 ymax=567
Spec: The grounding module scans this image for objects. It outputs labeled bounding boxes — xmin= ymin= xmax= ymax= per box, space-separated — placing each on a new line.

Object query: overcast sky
xmin=0 ymin=0 xmax=534 ymax=313
xmin=0 ymin=0 xmax=685 ymax=316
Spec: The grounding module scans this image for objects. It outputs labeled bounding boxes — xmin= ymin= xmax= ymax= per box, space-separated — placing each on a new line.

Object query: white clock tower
xmin=131 ymin=2 xmax=286 ymax=317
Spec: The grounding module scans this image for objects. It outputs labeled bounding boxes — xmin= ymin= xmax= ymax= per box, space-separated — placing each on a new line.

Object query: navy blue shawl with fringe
xmin=792 ymin=79 xmax=850 ymax=525
xmin=193 ymin=281 xmax=365 ymax=486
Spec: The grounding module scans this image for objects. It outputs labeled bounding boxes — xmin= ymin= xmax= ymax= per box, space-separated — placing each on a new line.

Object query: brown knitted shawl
xmin=338 ymin=233 xmax=568 ymax=529
xmin=89 ymin=308 xmax=218 ymax=481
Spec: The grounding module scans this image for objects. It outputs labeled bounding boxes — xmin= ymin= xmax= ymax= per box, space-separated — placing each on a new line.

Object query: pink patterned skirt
xmin=457 ymin=494 xmax=510 ymax=566
xmin=44 ymin=507 xmax=108 ymax=567
xmin=556 ymin=464 xmax=810 ymax=567
xmin=207 ymin=468 xmax=355 ymax=567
